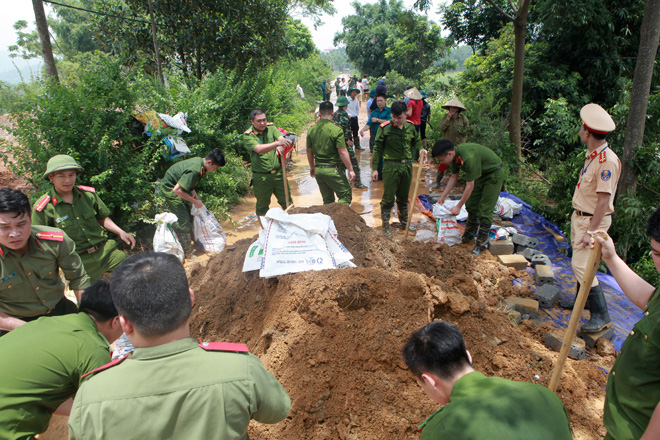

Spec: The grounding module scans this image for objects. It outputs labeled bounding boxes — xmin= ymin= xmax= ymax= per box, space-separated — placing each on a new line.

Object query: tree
xmin=284 ymin=19 xmax=318 ymax=60
xmin=439 ymin=0 xmax=508 ymax=54
xmin=618 ymin=0 xmax=660 ymax=197
xmin=32 ymin=0 xmax=59 ymax=82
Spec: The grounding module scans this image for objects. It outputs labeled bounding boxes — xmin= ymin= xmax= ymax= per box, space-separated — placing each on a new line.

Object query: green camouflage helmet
xmin=335 ymin=96 xmax=350 ymax=107
xmin=43 ymin=155 xmax=84 ymax=179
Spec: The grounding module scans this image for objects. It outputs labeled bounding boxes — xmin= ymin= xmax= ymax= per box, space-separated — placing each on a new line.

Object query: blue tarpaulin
xmin=420 ymin=192 xmax=643 ymax=352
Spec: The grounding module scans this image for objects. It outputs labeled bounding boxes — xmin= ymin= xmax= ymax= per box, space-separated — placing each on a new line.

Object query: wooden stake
xmin=280 ymin=151 xmax=292 ymax=209
xmin=548 ymin=234 xmax=604 ymax=392
xmin=406 ymin=150 xmax=427 ymax=237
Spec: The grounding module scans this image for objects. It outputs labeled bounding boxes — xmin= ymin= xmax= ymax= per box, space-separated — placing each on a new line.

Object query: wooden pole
xmin=406 ymin=150 xmax=427 ymax=237
xmin=548 ymin=235 xmax=604 ymax=392
xmin=147 ymin=0 xmax=164 ymax=85
xmin=280 ymin=151 xmax=291 ymax=208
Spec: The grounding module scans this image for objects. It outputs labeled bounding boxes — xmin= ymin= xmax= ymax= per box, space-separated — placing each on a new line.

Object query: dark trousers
xmin=349 ymin=117 xmax=359 ymax=144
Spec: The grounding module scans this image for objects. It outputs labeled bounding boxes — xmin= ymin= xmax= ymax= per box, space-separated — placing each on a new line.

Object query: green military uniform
xmin=68 ymin=337 xmax=291 ymax=439
xmin=32 ymin=186 xmax=127 ymax=282
xmin=160 ymin=157 xmax=207 ymax=247
xmin=372 ymin=120 xmax=422 ymax=233
xmin=0 ymin=313 xmax=111 ymax=439
xmin=418 ymin=371 xmax=573 ymax=439
xmin=604 ymin=286 xmax=660 ymax=439
xmin=307 ymin=118 xmax=352 ymax=205
xmin=242 ymin=124 xmax=291 ymax=216
xmin=0 ymin=225 xmax=89 ymax=322
xmin=332 ymin=107 xmax=363 ymax=187
xmin=449 ymin=143 xmax=504 ymax=248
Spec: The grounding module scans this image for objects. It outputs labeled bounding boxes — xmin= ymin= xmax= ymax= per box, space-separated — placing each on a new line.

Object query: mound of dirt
xmin=188 ymin=203 xmax=612 ymax=439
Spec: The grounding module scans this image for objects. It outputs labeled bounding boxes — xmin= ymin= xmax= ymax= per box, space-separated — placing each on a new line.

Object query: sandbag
xmin=436 ymin=215 xmax=462 ymax=246
xmin=191 ymin=205 xmax=226 ymax=253
xmin=153 ymin=212 xmax=185 ymax=261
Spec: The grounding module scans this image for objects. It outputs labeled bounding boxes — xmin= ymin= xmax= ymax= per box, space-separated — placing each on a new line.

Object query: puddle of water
xmin=219 ymin=103 xmax=439 ymax=245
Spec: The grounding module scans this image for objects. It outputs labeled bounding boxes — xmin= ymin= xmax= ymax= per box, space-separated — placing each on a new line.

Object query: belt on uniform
xmin=80 ymin=240 xmax=106 ymax=255
xmin=315 ymin=164 xmax=340 ymax=168
xmin=253 ymin=167 xmax=281 ymax=174
xmin=384 ymin=159 xmax=413 ymax=164
xmin=574 ymin=210 xmax=614 ymax=217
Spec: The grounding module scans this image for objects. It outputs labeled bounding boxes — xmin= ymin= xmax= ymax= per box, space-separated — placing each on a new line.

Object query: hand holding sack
xmin=191 ymin=205 xmax=226 ymax=253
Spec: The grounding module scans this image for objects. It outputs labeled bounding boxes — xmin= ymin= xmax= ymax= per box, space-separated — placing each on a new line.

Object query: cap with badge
xmin=580 ymin=103 xmax=615 ymax=134
xmin=43 ymin=155 xmax=84 ymax=180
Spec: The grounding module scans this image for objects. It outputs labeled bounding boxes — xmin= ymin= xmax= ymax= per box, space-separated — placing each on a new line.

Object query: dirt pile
xmin=188 ymin=203 xmax=610 ymax=439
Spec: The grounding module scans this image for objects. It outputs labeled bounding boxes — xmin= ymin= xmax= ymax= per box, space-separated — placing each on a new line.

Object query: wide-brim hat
xmin=348 ymin=87 xmax=359 ymax=94
xmin=420 ymin=90 xmax=428 ymax=99
xmin=404 ymin=87 xmax=423 ymax=100
xmin=442 ymin=98 xmax=466 ymax=111
xmin=43 ymin=154 xmax=84 ymax=180
xmin=580 ymin=103 xmax=615 ymax=134
xmin=335 ymin=96 xmax=350 ymax=107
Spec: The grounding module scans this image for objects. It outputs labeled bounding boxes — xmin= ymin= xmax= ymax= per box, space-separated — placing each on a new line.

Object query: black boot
xmin=462 ymin=215 xmax=478 ymax=244
xmin=559 ymin=282 xmax=581 ymax=309
xmin=471 ymin=222 xmax=491 ymax=255
xmin=381 ymin=208 xmax=392 ymax=238
xmin=581 ymin=285 xmax=612 ymax=333
xmin=398 ymin=203 xmax=416 ymax=231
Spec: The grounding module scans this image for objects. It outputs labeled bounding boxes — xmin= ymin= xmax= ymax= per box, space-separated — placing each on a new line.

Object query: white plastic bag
xmin=494 ymin=197 xmax=523 ymax=219
xmin=191 ymin=205 xmax=226 ymax=253
xmin=153 ymin=212 xmax=185 ymax=261
xmin=436 ymin=215 xmax=462 ymax=246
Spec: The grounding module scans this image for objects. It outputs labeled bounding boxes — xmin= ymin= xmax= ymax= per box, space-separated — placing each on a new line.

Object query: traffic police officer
xmin=32 ymin=155 xmax=135 ymax=281
xmin=0 ymin=188 xmax=90 ymax=334
xmin=160 ymin=149 xmax=226 ymax=256
xmin=371 ymin=101 xmax=425 ymax=237
xmin=434 ymin=140 xmax=505 ymax=255
xmin=559 ymin=103 xmax=620 ymax=333
xmin=68 ymin=252 xmax=291 ymax=439
xmin=308 ymin=101 xmax=356 ymax=205
xmin=0 ymin=280 xmax=122 ymax=439
xmin=243 ymin=109 xmax=293 ymax=216
xmin=333 ymin=96 xmax=366 ymax=189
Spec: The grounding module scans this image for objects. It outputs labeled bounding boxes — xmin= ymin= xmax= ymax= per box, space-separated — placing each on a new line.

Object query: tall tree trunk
xmin=509 ymin=0 xmax=531 ymax=166
xmin=31 ymin=0 xmax=58 ymax=82
xmin=618 ymin=0 xmax=660 ymax=198
xmin=147 ymin=0 xmax=164 ymax=85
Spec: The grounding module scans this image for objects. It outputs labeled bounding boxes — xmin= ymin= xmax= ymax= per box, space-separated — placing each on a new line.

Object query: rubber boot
xmin=462 ymin=215 xmax=479 ymax=244
xmin=559 ymin=282 xmax=581 ymax=309
xmin=353 ymin=168 xmax=367 ymax=189
xmin=435 ymin=171 xmax=444 ymax=189
xmin=398 ymin=203 xmax=416 ymax=231
xmin=180 ymin=232 xmax=196 ymax=260
xmin=471 ymin=222 xmax=491 ymax=255
xmin=381 ymin=209 xmax=392 ymax=238
xmin=581 ymin=285 xmax=612 ymax=333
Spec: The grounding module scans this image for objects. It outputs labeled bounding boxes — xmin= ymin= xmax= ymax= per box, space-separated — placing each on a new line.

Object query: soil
xmin=188 ymin=203 xmax=612 ymax=440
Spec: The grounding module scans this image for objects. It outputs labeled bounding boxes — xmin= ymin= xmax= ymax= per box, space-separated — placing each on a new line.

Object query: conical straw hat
xmin=442 ymin=98 xmax=466 ymax=111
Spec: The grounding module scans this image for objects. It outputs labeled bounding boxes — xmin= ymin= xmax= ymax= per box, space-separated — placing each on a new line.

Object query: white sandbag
xmin=242 ymin=239 xmax=264 ymax=272
xmin=494 ymin=197 xmax=523 ymax=219
xmin=191 ymin=205 xmax=226 ymax=253
xmin=414 ymin=229 xmax=437 ymax=243
xmin=432 ymin=201 xmax=468 ymax=221
xmin=153 ymin=212 xmax=184 ymax=261
xmin=436 ymin=215 xmax=462 ymax=246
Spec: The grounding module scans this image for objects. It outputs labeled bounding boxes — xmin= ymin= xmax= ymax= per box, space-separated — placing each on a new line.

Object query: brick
xmin=497 ymin=254 xmax=529 ymax=271
xmin=530 ymin=253 xmax=551 ymax=268
xmin=521 ymin=247 xmax=542 ymax=261
xmin=535 ymin=264 xmax=554 ymax=286
xmin=578 ymin=326 xmax=615 ymax=349
xmin=489 ymin=238 xmax=514 ymax=256
xmin=533 ymin=284 xmax=560 ymax=308
xmin=544 ymin=330 xmax=586 ymax=360
xmin=504 ymin=296 xmax=539 ymax=315
xmin=512 ymin=233 xmax=539 ymax=249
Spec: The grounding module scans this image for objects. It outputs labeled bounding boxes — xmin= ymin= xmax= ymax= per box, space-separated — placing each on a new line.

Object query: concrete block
xmin=521 ymin=247 xmax=542 ymax=261
xmin=533 ymin=284 xmax=560 ymax=308
xmin=497 ymin=254 xmax=529 ymax=271
xmin=489 ymin=238 xmax=514 ymax=256
xmin=531 ymin=254 xmax=552 ymax=268
xmin=512 ymin=233 xmax=539 ymax=249
xmin=535 ymin=264 xmax=554 ymax=286
xmin=504 ymin=296 xmax=539 ymax=315
xmin=578 ymin=326 xmax=615 ymax=349
xmin=544 ymin=330 xmax=586 ymax=360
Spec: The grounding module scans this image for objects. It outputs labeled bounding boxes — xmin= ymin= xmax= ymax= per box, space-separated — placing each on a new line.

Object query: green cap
xmin=335 ymin=96 xmax=350 ymax=107
xmin=43 ymin=155 xmax=84 ymax=179
xmin=348 ymin=87 xmax=359 ymax=94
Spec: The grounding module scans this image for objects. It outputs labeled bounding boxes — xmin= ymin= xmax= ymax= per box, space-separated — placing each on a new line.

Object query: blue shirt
xmin=369 ymin=106 xmax=392 ymax=136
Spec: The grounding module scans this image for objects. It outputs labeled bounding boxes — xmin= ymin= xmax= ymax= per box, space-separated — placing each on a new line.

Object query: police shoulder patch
xmin=36 ymin=231 xmax=65 ymax=242
xmin=81 ymin=355 xmax=129 ymax=379
xmin=34 ymin=194 xmax=51 ymax=212
xmin=266 ymin=122 xmax=274 ymax=126
xmin=244 ymin=129 xmax=253 ymax=134
xmin=199 ymin=341 xmax=249 ymax=353
xmin=380 ymin=120 xmax=391 ymax=128
xmin=601 ymin=170 xmax=612 ymax=182
xmin=77 ymin=185 xmax=96 ymax=193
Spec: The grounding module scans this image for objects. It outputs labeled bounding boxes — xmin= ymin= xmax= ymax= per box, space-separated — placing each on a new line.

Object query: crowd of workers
xmin=0 ymin=75 xmax=656 ymax=439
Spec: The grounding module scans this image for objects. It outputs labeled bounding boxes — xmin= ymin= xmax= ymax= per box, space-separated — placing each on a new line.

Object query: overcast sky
xmin=0 ymin=0 xmax=446 ymax=73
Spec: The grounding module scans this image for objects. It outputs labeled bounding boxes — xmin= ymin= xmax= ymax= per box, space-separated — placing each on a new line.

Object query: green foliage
xmin=439 ymin=0 xmax=508 ymax=52
xmin=531 ymin=97 xmax=581 ymax=168
xmin=8 ymin=20 xmax=41 ymax=60
xmin=319 ymin=47 xmax=353 ymax=73
xmin=284 ymin=19 xmax=318 ymax=60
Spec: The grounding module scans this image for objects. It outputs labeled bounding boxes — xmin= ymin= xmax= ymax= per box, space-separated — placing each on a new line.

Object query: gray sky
xmin=0 ymin=0 xmax=445 ymax=73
